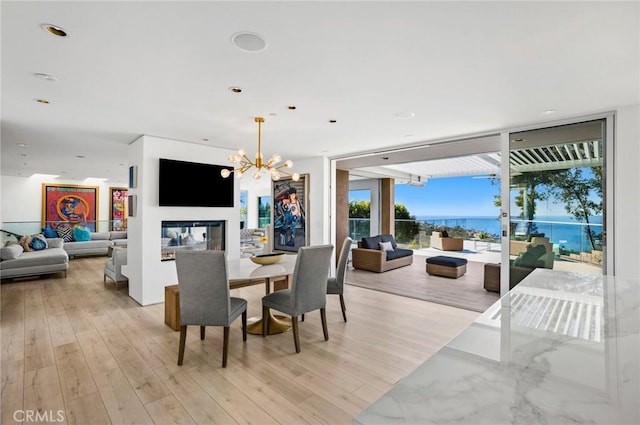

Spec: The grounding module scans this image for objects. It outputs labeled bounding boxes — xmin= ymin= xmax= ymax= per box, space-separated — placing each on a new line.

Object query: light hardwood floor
xmin=1 ymin=256 xmax=479 ymax=425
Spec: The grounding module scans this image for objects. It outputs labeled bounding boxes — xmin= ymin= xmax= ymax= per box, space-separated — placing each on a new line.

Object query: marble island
xmin=355 ymin=269 xmax=639 ymax=425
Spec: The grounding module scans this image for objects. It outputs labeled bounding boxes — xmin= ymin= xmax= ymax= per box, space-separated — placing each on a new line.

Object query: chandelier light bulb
xmin=220 ymin=168 xmax=231 ymax=178
xmin=237 ymin=149 xmax=245 ymax=156
xmin=271 ymin=154 xmax=281 ymax=164
xmin=292 ymin=173 xmax=300 ymax=181
xmin=270 ymin=169 xmax=281 ymax=181
xmin=253 ymin=170 xmax=261 ymax=179
xmin=284 ymin=160 xmax=293 ymax=168
xmin=236 ymin=170 xmax=244 ymax=178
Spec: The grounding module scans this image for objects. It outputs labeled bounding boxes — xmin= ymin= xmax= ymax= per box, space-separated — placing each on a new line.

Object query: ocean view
xmin=415 ymin=215 xmax=603 ymax=253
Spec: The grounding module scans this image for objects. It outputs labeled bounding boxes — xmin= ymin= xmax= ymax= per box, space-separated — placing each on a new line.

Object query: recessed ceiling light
xmin=16 ymin=143 xmax=28 ymax=148
xmin=329 ymin=119 xmax=337 ymax=123
xmin=33 ymin=73 xmax=57 ymax=82
xmin=512 ymin=138 xmax=526 ymax=143
xmin=382 ymin=156 xmax=390 ymax=160
xmin=41 ymin=23 xmax=68 ymax=37
xmin=35 ymin=99 xmax=50 ymax=104
xmin=543 ymin=109 xmax=557 ymax=115
xmin=76 ymin=155 xmax=86 ymax=159
xmin=20 ymin=153 xmax=27 ymax=157
xmin=287 ymin=106 xmax=297 ymax=110
xmin=231 ymin=31 xmax=267 ymax=52
xmin=394 ymin=112 xmax=415 ymax=119
xmin=229 ymin=86 xmax=242 ymax=93
xmin=201 ymin=138 xmax=209 ymax=142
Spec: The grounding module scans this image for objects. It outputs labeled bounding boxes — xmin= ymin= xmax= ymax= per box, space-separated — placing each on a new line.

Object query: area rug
xmin=345 ymin=257 xmax=499 ymax=312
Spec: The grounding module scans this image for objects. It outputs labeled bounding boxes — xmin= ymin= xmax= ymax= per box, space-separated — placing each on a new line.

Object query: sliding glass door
xmin=507 ymin=119 xmax=608 ymax=289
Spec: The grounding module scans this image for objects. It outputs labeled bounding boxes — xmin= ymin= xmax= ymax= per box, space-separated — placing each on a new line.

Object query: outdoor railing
xmin=348 ymin=217 xmax=603 ymax=265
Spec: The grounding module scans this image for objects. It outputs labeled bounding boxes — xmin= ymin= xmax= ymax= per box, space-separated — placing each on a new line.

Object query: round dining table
xmin=227 ymin=254 xmax=297 ymax=335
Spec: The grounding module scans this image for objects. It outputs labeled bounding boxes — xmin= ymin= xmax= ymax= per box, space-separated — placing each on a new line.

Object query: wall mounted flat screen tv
xmin=159 ymin=158 xmax=234 ymax=207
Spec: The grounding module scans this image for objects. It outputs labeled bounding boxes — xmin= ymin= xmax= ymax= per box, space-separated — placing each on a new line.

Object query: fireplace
xmin=160 ymin=220 xmax=225 ymax=261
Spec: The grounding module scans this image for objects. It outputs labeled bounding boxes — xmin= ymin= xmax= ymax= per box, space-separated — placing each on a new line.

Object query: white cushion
xmin=1 ymin=244 xmax=24 ymax=260
xmin=378 ymin=241 xmax=394 ymax=252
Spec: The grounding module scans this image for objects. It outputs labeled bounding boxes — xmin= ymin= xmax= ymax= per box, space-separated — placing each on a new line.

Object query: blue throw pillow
xmin=42 ymin=225 xmax=57 ymax=238
xmin=73 ymin=226 xmax=91 ymax=242
xmin=30 ymin=236 xmax=48 ymax=251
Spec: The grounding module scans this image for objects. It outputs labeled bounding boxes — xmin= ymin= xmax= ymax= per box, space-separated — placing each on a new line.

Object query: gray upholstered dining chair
xmin=328 ymin=236 xmax=352 ymax=322
xmin=302 ymin=236 xmax=352 ymax=323
xmin=261 ymin=244 xmax=334 ymax=353
xmin=175 ymin=250 xmax=247 ymax=368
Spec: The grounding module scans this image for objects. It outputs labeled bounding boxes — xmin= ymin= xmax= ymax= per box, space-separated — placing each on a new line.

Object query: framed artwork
xmin=258 ymin=196 xmax=271 ymax=228
xmin=240 ymin=190 xmax=248 ymax=229
xmin=129 ymin=165 xmax=138 ymax=188
xmin=272 ymin=175 xmax=309 ymax=252
xmin=42 ymin=183 xmax=98 ymax=232
xmin=128 ymin=195 xmax=137 ymax=217
xmin=110 ymin=187 xmax=128 ymax=230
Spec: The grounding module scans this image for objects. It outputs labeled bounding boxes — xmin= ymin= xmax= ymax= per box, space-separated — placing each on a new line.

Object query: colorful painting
xmin=110 ymin=187 xmax=128 ymax=230
xmin=272 ymin=175 xmax=309 ymax=252
xmin=42 ymin=184 xmax=98 ymax=232
xmin=240 ymin=190 xmax=248 ymax=229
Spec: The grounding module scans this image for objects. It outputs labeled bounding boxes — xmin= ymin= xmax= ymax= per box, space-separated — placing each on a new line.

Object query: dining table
xmin=225 ymin=254 xmax=298 ymax=335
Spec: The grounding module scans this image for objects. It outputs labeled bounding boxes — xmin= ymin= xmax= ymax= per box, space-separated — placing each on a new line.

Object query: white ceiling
xmin=2 ymin=1 xmax=638 ymax=185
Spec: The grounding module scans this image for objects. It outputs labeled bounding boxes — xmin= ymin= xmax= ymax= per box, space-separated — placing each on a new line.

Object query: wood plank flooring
xmin=1 ymin=256 xmax=479 ymax=425
xmin=346 ymin=256 xmax=500 ymax=312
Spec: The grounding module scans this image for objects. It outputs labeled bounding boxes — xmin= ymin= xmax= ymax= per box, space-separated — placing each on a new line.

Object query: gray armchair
xmin=175 ymin=250 xmax=247 ymax=368
xmin=327 ymin=236 xmax=352 ymax=322
xmin=103 ymin=246 xmax=128 ymax=289
xmin=262 ymin=244 xmax=334 ymax=353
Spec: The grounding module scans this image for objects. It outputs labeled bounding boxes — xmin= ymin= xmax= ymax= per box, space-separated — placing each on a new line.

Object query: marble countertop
xmin=355 ymin=269 xmax=639 ymax=425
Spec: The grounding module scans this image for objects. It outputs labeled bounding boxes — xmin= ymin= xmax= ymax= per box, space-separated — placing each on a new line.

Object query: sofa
xmin=430 ymin=231 xmax=464 ymax=251
xmin=0 ymin=238 xmax=69 ymax=280
xmin=352 ymin=234 xmax=413 ymax=273
xmin=63 ymin=231 xmax=127 ymax=258
xmin=484 ymin=243 xmax=555 ymax=292
xmin=510 ymin=235 xmax=552 ymax=256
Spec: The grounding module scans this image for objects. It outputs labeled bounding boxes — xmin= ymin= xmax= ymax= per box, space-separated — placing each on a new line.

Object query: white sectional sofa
xmin=0 ymin=238 xmax=69 ymax=279
xmin=63 ymin=231 xmax=127 ymax=258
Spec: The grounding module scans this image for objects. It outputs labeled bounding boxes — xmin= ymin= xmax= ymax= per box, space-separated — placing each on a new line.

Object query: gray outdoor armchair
xmin=262 ymin=244 xmax=334 ymax=353
xmin=175 ymin=250 xmax=247 ymax=368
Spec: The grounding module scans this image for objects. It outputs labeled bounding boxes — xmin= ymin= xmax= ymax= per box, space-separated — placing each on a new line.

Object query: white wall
xmin=614 ymin=104 xmax=640 ymax=279
xmin=1 ymin=174 xmax=127 ymax=237
xmin=126 ymin=135 xmax=240 ymax=306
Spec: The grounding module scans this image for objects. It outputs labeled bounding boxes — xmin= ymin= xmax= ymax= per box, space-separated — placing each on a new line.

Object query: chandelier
xmin=221 ymin=117 xmax=299 ymax=181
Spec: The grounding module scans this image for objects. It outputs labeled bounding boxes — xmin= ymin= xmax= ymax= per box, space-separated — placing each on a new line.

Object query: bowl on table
xmin=250 ymin=253 xmax=285 ymax=265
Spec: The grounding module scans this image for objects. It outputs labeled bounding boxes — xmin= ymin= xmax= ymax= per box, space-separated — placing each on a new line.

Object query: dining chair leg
xmin=292 ymin=316 xmax=301 ymax=353
xmin=177 ymin=325 xmax=187 ymax=365
xmin=339 ymin=294 xmax=347 ymax=322
xmin=320 ymin=308 xmax=329 ymax=341
xmin=242 ymin=310 xmax=247 ymax=341
xmin=301 ymin=314 xmax=305 ymax=322
xmin=200 ymin=326 xmax=205 ymax=340
xmin=262 ymin=306 xmax=269 ymax=336
xmin=222 ymin=327 xmax=230 ymax=368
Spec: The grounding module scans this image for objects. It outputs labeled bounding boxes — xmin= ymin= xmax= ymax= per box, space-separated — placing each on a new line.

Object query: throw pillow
xmin=0 ymin=244 xmax=24 ymax=260
xmin=378 ymin=241 xmax=394 ymax=252
xmin=56 ymin=226 xmax=74 ymax=242
xmin=41 ymin=225 xmax=57 ymax=239
xmin=18 ymin=235 xmax=33 ymax=252
xmin=73 ymin=226 xmax=91 ymax=242
xmin=380 ymin=234 xmax=398 ymax=249
xmin=29 ymin=234 xmax=48 ymax=251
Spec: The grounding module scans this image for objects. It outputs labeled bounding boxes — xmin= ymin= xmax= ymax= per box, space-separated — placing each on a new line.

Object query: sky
xmin=349 ymin=175 xmax=570 ymax=218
